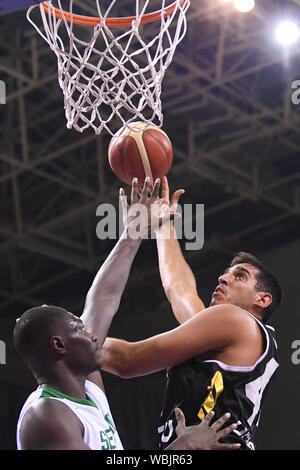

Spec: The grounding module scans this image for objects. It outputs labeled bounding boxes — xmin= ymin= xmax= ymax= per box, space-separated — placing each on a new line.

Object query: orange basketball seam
xmin=136 ymin=132 xmax=153 ymax=185
xmin=144 ymin=131 xmax=171 ymax=169
xmin=120 ymin=139 xmax=129 ymax=185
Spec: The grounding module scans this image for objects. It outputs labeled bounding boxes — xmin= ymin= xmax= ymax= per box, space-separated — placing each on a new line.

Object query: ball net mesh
xmin=27 ymin=0 xmax=190 ymax=135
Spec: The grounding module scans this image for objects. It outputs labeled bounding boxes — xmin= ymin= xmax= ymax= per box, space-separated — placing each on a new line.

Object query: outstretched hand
xmin=152 ymin=176 xmax=185 ymax=234
xmin=159 ymin=175 xmax=185 ymax=209
xmin=167 ymin=408 xmax=241 ymax=450
xmin=119 ymin=177 xmax=183 ymax=238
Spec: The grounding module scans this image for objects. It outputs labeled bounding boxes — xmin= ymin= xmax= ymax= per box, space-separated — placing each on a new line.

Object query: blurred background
xmin=1 ymin=0 xmax=300 ymax=450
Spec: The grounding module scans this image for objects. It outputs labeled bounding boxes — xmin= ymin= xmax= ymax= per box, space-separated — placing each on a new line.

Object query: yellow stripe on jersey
xmin=198 ymin=371 xmax=224 ymax=420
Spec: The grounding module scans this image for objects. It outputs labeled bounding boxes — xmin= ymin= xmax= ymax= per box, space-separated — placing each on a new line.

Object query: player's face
xmin=210 ymin=263 xmax=262 ymax=310
xmin=62 ymin=313 xmax=102 ymax=373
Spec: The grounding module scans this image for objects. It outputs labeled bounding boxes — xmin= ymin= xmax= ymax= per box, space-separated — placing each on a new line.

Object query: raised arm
xmin=155 ymin=177 xmax=205 ymax=324
xmin=80 ymin=232 xmax=141 ymax=348
xmin=80 ymin=177 xmax=160 ymax=348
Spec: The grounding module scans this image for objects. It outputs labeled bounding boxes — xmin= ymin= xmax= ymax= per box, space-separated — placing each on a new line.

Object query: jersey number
xmin=198 ymin=371 xmax=224 ymax=420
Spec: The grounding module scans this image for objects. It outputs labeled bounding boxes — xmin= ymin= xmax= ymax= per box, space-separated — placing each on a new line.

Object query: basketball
xmin=108 ymin=122 xmax=173 ymax=187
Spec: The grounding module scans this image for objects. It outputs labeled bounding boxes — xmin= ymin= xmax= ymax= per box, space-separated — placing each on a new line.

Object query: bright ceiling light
xmin=233 ymin=0 xmax=255 ymax=13
xmin=275 ymin=21 xmax=300 ymax=46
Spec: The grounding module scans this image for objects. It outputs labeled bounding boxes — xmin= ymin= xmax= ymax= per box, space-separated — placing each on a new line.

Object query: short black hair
xmin=230 ymin=252 xmax=282 ymax=323
xmin=14 ymin=305 xmax=71 ymax=361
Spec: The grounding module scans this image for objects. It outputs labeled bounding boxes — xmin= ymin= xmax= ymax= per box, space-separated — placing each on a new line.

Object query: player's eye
xmin=235 ymin=272 xmax=245 ymax=280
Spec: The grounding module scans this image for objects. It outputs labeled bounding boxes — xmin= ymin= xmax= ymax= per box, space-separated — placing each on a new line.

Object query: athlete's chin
xmin=210 ymin=297 xmax=228 ymax=307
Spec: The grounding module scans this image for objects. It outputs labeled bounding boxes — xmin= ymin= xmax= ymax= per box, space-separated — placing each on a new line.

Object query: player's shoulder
xmin=201 ymin=303 xmax=247 ymax=319
xmin=20 ymin=398 xmax=83 ymax=449
xmin=22 ymin=396 xmax=79 ymax=427
xmin=196 ymin=304 xmax=258 ymax=330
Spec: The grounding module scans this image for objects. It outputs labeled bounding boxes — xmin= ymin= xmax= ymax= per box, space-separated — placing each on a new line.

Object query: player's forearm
xmin=156 ymin=223 xmax=203 ymax=323
xmin=101 ymin=337 xmax=133 ymax=378
xmin=81 ymin=230 xmax=142 ymax=346
xmin=101 ymin=336 xmax=164 ymax=379
xmin=88 ymin=229 xmax=141 ymax=299
xmin=156 ymin=223 xmax=197 ymax=295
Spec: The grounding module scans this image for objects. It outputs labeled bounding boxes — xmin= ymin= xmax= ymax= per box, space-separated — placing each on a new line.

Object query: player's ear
xmin=50 ymin=336 xmax=66 ymax=355
xmin=254 ymin=292 xmax=272 ymax=310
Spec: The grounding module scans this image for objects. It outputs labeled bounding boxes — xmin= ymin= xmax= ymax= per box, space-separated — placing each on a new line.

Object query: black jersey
xmin=158 ymin=311 xmax=279 ymax=450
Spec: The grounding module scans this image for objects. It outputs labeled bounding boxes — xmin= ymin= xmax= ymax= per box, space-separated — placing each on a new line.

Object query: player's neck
xmin=37 ymin=372 xmax=87 ymax=400
xmin=246 ymin=308 xmax=264 ymax=322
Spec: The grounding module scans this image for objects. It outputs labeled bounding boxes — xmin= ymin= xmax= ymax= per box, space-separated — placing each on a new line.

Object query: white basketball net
xmin=27 ymin=0 xmax=190 ymax=135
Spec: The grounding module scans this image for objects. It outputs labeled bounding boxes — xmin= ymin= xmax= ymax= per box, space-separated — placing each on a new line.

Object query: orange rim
xmin=41 ymin=0 xmax=187 ymax=27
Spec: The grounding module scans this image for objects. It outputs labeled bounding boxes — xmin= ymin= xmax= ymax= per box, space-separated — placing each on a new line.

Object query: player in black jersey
xmin=101 ymin=177 xmax=282 ymax=450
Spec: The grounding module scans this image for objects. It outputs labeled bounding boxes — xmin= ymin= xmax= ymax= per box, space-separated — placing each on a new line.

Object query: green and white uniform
xmin=17 ymin=379 xmax=123 ymax=450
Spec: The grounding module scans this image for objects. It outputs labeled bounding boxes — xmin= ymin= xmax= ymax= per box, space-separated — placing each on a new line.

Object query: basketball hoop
xmin=27 ymin=0 xmax=190 ymax=136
